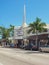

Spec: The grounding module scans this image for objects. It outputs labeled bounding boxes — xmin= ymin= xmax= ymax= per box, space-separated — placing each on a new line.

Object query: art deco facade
xmin=13 ymin=4 xmax=49 ymax=46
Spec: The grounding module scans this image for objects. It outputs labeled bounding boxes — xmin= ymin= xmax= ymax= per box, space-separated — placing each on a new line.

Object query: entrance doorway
xmin=17 ymin=39 xmax=23 ymax=48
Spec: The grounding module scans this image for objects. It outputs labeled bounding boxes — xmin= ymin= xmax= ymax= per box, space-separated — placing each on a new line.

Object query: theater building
xmin=13 ymin=4 xmax=49 ymax=47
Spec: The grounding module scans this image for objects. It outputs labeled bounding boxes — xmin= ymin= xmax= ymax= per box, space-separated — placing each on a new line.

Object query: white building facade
xmin=13 ymin=4 xmax=49 ymax=46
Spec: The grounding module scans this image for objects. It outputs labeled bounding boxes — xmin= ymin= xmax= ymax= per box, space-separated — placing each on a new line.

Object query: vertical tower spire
xmin=22 ymin=4 xmax=27 ymax=27
xmin=24 ymin=4 xmax=26 ymax=23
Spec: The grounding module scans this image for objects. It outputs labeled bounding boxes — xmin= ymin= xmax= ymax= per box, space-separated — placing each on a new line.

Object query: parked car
xmin=24 ymin=43 xmax=33 ymax=50
xmin=10 ymin=43 xmax=15 ymax=48
xmin=39 ymin=45 xmax=49 ymax=52
xmin=24 ymin=43 xmax=38 ymax=51
xmin=32 ymin=45 xmax=38 ymax=51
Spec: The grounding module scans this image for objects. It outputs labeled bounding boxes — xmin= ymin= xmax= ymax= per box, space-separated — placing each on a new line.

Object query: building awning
xmin=14 ymin=36 xmax=23 ymax=39
xmin=27 ymin=34 xmax=49 ymax=40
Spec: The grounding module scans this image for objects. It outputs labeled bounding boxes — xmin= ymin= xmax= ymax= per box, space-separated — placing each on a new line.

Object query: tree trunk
xmin=36 ymin=35 xmax=38 ymax=46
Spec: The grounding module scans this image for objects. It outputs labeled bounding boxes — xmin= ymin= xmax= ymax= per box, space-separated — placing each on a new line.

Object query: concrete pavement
xmin=0 ymin=48 xmax=49 ymax=65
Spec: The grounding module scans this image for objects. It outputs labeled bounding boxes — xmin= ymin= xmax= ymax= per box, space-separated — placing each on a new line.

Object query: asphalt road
xmin=0 ymin=48 xmax=49 ymax=65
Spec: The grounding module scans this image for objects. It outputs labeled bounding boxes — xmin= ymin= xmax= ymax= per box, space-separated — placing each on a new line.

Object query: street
xmin=0 ymin=48 xmax=49 ymax=65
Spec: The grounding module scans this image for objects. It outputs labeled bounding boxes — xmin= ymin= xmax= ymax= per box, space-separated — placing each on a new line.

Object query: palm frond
xmin=28 ymin=17 xmax=46 ymax=34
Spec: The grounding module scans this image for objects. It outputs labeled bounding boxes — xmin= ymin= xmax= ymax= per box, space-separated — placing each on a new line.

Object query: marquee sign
xmin=17 ymin=28 xmax=23 ymax=36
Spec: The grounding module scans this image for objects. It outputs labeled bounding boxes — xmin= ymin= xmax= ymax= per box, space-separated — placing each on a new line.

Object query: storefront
xmin=27 ymin=33 xmax=49 ymax=47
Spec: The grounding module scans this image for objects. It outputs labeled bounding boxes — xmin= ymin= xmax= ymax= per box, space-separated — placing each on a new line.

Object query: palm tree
xmin=28 ymin=17 xmax=47 ymax=47
xmin=0 ymin=26 xmax=10 ymax=39
xmin=0 ymin=25 xmax=14 ymax=39
xmin=9 ymin=25 xmax=14 ymax=37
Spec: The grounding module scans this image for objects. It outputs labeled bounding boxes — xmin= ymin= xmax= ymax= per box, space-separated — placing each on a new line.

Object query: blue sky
xmin=0 ymin=0 xmax=49 ymax=28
